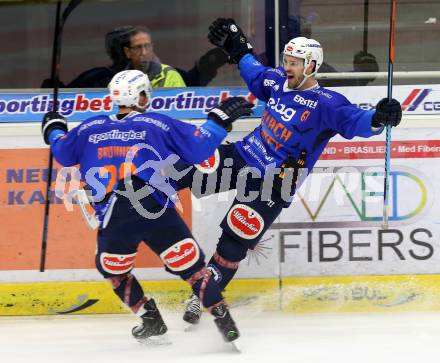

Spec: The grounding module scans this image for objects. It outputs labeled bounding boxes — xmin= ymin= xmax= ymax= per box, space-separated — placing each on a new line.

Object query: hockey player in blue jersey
xmin=181 ymin=18 xmax=402 ymax=324
xmin=41 ymin=69 xmax=253 ymax=343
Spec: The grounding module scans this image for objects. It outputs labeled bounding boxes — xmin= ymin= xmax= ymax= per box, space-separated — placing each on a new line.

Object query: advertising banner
xmin=192 ymin=128 xmax=440 ymax=278
xmin=0 ymin=88 xmax=262 ymax=123
xmin=2 ymin=129 xmax=440 ymax=280
xmin=0 ymin=84 xmax=439 ymax=123
xmin=0 ymin=149 xmax=191 ymax=273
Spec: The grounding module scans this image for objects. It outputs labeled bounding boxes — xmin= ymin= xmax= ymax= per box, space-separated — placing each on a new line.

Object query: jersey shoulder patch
xmin=130 ymin=112 xmax=172 ymax=132
xmin=263 ymin=67 xmax=285 ymax=91
xmin=76 ymin=115 xmax=110 ymax=135
xmin=266 ymin=67 xmax=286 ymax=80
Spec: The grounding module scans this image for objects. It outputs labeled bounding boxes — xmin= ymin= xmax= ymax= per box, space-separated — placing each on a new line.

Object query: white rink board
xmin=193 ymin=128 xmax=440 ymax=278
xmin=1 ymin=115 xmax=440 ymax=282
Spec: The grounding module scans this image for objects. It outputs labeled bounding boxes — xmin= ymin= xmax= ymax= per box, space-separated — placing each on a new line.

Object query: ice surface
xmin=2 ymin=309 xmax=440 ymax=363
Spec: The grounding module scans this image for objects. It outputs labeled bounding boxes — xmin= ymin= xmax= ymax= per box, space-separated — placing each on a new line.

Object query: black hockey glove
xmin=272 ymin=151 xmax=306 ymax=198
xmin=372 ymin=98 xmax=402 ymax=128
xmin=208 ymin=18 xmax=253 ymax=64
xmin=42 ymin=111 xmax=68 ymax=145
xmin=208 ymin=97 xmax=253 ymax=131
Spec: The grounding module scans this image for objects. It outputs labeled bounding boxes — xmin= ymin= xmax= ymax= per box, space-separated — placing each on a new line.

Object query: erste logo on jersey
xmin=195 ymin=149 xmax=220 ymax=174
xmin=267 ymin=97 xmax=296 ymax=122
xmin=160 ymin=238 xmax=200 ymax=271
xmin=100 ymin=252 xmax=136 ymax=274
xmin=227 ymin=204 xmax=264 ymax=239
xmin=293 ymin=95 xmax=318 ymax=109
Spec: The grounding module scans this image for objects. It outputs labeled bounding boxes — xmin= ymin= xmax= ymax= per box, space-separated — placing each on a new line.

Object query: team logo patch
xmin=100 ymin=252 xmax=136 ymax=274
xmin=301 ymin=110 xmax=311 ymax=122
xmin=160 ymin=238 xmax=200 ymax=271
xmin=207 ymin=264 xmax=222 ymax=283
xmin=227 ymin=204 xmax=264 ymax=240
xmin=195 ymin=149 xmax=220 ymax=174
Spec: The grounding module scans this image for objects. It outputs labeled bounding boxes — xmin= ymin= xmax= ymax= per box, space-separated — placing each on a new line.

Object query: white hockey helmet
xmin=108 ymin=70 xmax=152 ymax=109
xmin=283 ymin=37 xmax=323 ymax=76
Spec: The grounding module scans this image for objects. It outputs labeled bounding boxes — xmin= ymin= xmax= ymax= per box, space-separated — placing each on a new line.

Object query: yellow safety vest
xmin=150 ymin=64 xmax=186 ymax=88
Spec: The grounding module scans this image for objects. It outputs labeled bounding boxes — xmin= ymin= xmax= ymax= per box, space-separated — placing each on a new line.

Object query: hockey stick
xmin=382 ymin=0 xmax=396 ymax=229
xmin=40 ymin=0 xmax=83 ymax=272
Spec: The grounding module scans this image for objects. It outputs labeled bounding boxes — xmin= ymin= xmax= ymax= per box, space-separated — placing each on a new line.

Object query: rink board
xmin=2 ymin=88 xmax=440 ymax=317
xmin=2 ymin=275 xmax=440 ymax=316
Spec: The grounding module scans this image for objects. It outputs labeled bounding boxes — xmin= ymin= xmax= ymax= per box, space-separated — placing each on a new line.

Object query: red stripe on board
xmin=401 ymin=89 xmax=420 ymax=111
xmin=320 ymin=140 xmax=440 ymax=160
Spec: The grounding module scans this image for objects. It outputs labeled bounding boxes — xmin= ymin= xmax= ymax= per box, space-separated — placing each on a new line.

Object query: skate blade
xmin=183 ymin=322 xmax=199 ymax=332
xmin=137 ymin=334 xmax=172 ymax=346
xmin=228 ymin=338 xmax=242 ymax=353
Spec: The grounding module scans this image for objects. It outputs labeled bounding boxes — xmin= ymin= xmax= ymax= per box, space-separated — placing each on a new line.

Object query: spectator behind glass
xmin=289 ymin=15 xmax=379 ymax=87
xmin=62 ymin=26 xmax=227 ymax=88
xmin=67 ymin=26 xmax=184 ymax=88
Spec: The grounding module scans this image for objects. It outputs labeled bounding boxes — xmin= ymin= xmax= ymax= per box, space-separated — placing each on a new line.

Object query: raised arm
xmin=160 ymin=97 xmax=253 ymax=164
xmin=42 ymin=111 xmax=79 ymax=166
xmin=208 ymin=18 xmax=274 ymax=102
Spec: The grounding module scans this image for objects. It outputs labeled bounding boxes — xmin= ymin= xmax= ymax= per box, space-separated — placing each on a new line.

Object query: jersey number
xmin=99 ymin=162 xmax=137 ymax=193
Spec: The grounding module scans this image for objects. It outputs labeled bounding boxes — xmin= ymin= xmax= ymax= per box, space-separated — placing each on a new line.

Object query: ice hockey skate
xmin=132 ymin=298 xmax=170 ymax=346
xmin=183 ymin=293 xmax=202 ymax=331
xmin=211 ymin=302 xmax=241 ymax=351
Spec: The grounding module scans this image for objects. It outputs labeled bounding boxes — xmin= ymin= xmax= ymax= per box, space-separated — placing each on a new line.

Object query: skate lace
xmin=186 ymin=295 xmax=201 ymax=315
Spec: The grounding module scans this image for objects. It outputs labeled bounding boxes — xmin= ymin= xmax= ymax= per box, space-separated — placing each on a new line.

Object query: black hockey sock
xmin=207 ymin=251 xmax=240 ymax=291
xmin=186 ymin=267 xmax=224 ymax=308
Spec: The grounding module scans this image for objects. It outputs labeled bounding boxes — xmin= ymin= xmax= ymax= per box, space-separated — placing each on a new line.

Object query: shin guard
xmin=108 ymin=273 xmax=147 ymax=315
xmin=186 ymin=267 xmax=223 ymax=309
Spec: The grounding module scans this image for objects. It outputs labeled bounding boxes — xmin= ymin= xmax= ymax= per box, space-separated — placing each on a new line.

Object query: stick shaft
xmin=383 ymin=0 xmax=396 ymax=228
xmin=40 ymin=0 xmax=82 ymax=271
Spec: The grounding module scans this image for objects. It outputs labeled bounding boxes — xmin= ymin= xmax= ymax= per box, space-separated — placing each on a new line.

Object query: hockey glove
xmin=372 ymin=98 xmax=402 ymax=128
xmin=272 ymin=151 xmax=306 ymax=197
xmin=208 ymin=18 xmax=253 ymax=64
xmin=208 ymin=97 xmax=253 ymax=131
xmin=42 ymin=111 xmax=68 ymax=145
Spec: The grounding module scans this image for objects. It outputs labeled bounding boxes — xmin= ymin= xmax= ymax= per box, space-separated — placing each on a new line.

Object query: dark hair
xmin=104 ymin=26 xmax=153 ymax=65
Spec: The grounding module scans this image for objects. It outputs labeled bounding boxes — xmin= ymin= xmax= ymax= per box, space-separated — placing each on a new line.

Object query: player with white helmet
xmin=108 ymin=69 xmax=152 ymax=110
xmin=177 ymin=18 xmax=403 ymax=327
xmin=282 ymin=36 xmax=323 ymax=89
xmin=41 ymin=69 xmax=254 ymax=345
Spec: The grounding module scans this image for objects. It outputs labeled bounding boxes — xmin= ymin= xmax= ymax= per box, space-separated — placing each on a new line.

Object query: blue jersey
xmin=235 ymin=54 xmax=382 ymax=175
xmin=49 ymin=111 xmax=227 ymax=209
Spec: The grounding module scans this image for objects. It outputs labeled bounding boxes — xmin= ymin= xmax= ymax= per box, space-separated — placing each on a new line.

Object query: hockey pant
xmin=95 ymin=195 xmax=224 ymax=315
xmin=173 ymin=143 xmax=287 ymax=291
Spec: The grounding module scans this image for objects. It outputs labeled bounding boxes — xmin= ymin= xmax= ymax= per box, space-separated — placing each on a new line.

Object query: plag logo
xmin=267 ymin=97 xmax=296 ymax=122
